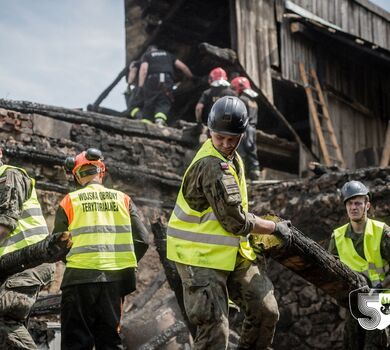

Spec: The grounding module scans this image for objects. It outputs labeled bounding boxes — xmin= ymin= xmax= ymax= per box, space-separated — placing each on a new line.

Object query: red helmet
xmin=208 ymin=67 xmax=228 ymax=84
xmin=231 ymin=76 xmax=251 ymax=94
xmin=64 ymin=148 xmax=105 ymax=177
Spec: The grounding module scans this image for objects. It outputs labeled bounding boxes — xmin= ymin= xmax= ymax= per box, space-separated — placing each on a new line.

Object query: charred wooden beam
xmin=126 ymin=270 xmax=166 ymax=313
xmin=0 ymin=98 xmax=193 ymax=147
xmin=254 ymin=223 xmax=368 ymax=306
xmin=89 ymin=67 xmax=128 ymax=111
xmin=3 ymin=145 xmax=182 ymax=190
xmin=138 ymin=321 xmax=187 ymax=350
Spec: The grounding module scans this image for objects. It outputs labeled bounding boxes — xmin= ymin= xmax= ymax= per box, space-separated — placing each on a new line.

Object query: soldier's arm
xmin=127 ymin=61 xmax=138 ymax=85
xmin=195 ymin=103 xmax=204 ymax=123
xmin=199 ymin=159 xmax=256 ymax=236
xmin=327 ymin=233 xmax=339 ymax=257
xmin=174 ymin=59 xmax=193 ymax=78
xmin=52 ymin=196 xmax=70 ymax=234
xmin=0 ymin=168 xmax=31 ymax=238
xmin=127 ymin=197 xmax=149 ymax=261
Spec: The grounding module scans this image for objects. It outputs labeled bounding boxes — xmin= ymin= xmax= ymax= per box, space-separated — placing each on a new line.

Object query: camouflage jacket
xmin=182 ymin=152 xmax=256 ymax=236
xmin=0 ymin=167 xmax=32 ymax=231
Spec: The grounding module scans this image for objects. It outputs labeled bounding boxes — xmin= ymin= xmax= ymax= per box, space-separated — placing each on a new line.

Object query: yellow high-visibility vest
xmin=0 ymin=165 xmax=49 ymax=256
xmin=63 ymin=183 xmax=137 ymax=270
xmin=167 ymin=139 xmax=255 ymax=271
xmin=334 ymin=218 xmax=388 ymax=285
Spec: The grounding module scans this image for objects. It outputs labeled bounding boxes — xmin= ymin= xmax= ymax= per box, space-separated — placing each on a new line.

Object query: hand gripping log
xmin=0 ymin=232 xmax=72 ymax=281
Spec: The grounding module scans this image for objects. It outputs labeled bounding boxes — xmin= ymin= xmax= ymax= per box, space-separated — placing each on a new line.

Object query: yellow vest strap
xmin=168 ymin=227 xmax=240 ymax=247
xmin=173 ymin=205 xmax=217 ymax=224
xmin=3 ymin=226 xmax=49 ymax=247
xmin=67 ymin=243 xmax=135 ymax=257
xmin=20 ymin=207 xmax=45 ymax=219
xmin=71 ymin=225 xmax=132 ymax=237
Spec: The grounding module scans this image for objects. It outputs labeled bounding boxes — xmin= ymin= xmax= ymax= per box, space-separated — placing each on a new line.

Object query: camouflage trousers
xmin=176 ymin=257 xmax=279 ymax=350
xmin=0 ymin=263 xmax=54 ymax=350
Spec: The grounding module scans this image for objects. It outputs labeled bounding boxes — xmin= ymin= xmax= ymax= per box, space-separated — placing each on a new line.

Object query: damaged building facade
xmin=1 ymin=0 xmax=390 ymax=349
xmin=120 ymin=0 xmax=390 ymax=174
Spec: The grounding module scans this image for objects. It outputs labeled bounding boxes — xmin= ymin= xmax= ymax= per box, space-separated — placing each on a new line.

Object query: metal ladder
xmin=299 ymin=62 xmax=346 ymax=168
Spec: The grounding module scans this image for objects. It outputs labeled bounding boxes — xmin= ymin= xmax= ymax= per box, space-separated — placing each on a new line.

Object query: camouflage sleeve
xmin=184 ymin=157 xmax=255 ymax=236
xmin=52 ymin=205 xmax=69 ymax=234
xmin=327 ymin=233 xmax=339 ymax=256
xmin=0 ymin=168 xmax=32 ymax=231
xmin=129 ymin=200 xmax=149 ymax=261
xmin=380 ymin=225 xmax=390 ymax=263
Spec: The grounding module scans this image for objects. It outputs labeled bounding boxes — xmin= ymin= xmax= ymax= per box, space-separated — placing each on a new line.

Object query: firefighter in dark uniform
xmin=0 ymin=147 xmax=55 ymax=349
xmin=54 ymin=148 xmax=149 ymax=350
xmin=195 ymin=67 xmax=237 ymax=125
xmin=328 ymin=181 xmax=390 ymax=350
xmin=231 ymin=76 xmax=261 ymax=181
xmin=167 ymin=97 xmax=293 ymax=350
xmin=138 ymin=45 xmax=193 ymax=126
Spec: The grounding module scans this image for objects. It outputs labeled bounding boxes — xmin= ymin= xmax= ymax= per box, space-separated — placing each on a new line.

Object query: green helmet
xmin=341 ymin=181 xmax=369 ymax=203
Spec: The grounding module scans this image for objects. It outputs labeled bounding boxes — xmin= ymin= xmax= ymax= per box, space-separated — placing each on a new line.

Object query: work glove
xmin=273 ymin=220 xmax=293 ymax=247
xmin=47 ymin=231 xmax=73 ymax=261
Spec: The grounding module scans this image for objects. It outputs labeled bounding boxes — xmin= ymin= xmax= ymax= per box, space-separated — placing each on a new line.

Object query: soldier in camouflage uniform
xmin=167 ymin=96 xmax=292 ymax=350
xmin=0 ymin=147 xmax=54 ymax=349
xmin=328 ymin=181 xmax=390 ymax=350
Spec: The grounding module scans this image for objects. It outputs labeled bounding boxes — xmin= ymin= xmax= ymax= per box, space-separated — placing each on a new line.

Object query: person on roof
xmin=195 ymin=67 xmax=237 ymax=126
xmin=138 ymin=45 xmax=193 ymax=127
xmin=231 ymin=76 xmax=261 ymax=181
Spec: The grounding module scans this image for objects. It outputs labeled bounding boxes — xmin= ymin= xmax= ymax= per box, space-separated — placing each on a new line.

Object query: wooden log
xmin=138 ymin=321 xmax=187 ymax=350
xmin=253 ymin=221 xmax=368 ymax=306
xmin=0 ymin=98 xmax=193 ymax=147
xmin=30 ymin=293 xmax=62 ymax=316
xmin=125 ymin=270 xmax=166 ymax=313
xmin=2 ymin=146 xmax=182 ymax=190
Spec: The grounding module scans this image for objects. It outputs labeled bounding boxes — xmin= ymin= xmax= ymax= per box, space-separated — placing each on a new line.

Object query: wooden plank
xmin=312 ymin=69 xmax=346 ymax=167
xmin=299 ymin=63 xmax=332 ymax=165
xmin=340 ymin=0 xmax=349 ymax=32
xmin=380 ymin=121 xmax=390 ymax=167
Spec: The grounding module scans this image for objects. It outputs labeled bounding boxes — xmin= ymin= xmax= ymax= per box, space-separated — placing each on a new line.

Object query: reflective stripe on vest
xmin=0 ymin=165 xmax=49 ymax=256
xmin=65 ymin=183 xmax=137 ymax=270
xmin=334 ymin=219 xmax=388 ymax=285
xmin=167 ymin=139 xmax=255 ymax=271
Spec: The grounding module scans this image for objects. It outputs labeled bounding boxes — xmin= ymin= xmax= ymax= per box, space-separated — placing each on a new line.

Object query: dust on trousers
xmin=176 ymin=257 xmax=279 ymax=350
